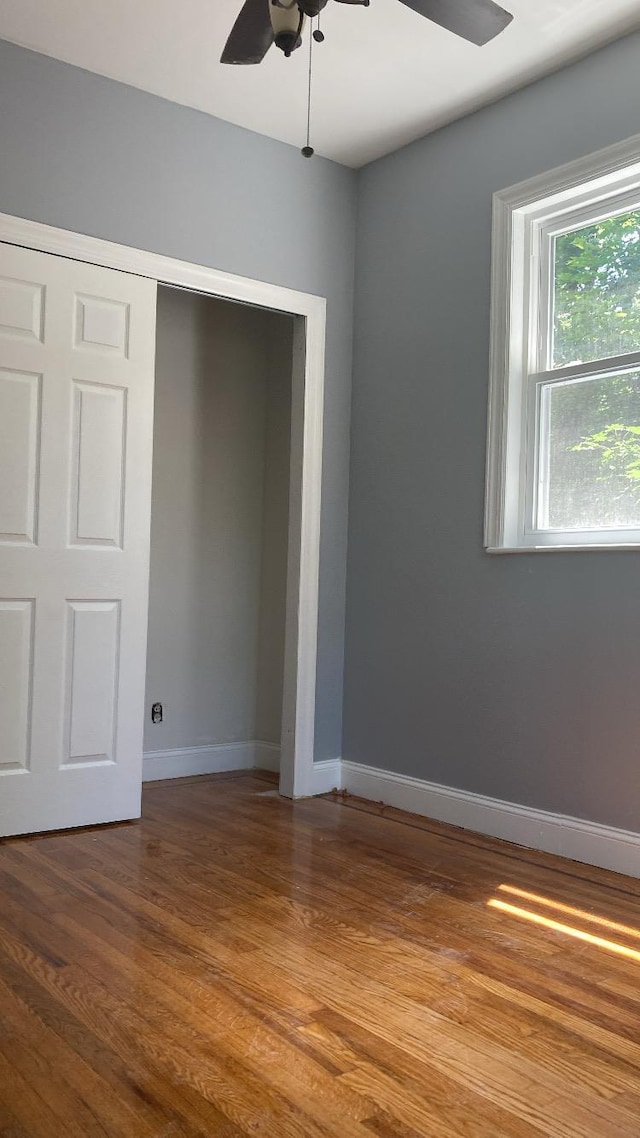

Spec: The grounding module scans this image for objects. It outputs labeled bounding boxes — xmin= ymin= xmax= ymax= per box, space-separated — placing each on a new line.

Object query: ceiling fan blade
xmin=221 ymin=0 xmax=274 ymax=64
xmin=397 ymin=0 xmax=513 ymax=46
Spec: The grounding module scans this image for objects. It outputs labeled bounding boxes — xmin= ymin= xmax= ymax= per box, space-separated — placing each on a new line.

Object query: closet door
xmin=0 ymin=242 xmax=157 ymax=836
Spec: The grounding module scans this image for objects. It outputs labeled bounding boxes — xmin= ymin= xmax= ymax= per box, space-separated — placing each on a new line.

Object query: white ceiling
xmin=1 ymin=1 xmax=640 ymax=167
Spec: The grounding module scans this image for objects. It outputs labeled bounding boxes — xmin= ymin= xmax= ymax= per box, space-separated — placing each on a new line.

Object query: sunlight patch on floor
xmin=488 ymin=884 xmax=640 ymax=964
xmin=495 ymin=883 xmax=640 ymax=941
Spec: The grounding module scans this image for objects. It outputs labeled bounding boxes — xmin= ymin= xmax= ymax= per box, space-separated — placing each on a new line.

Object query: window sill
xmin=486 ymin=543 xmax=640 ymax=554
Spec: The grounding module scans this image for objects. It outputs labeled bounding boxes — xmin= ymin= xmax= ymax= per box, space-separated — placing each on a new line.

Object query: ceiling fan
xmin=221 ymin=0 xmax=514 ymax=64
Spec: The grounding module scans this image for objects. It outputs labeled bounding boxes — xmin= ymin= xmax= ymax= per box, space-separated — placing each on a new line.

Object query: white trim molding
xmin=485 ymin=131 xmax=640 ymax=553
xmin=0 ymin=212 xmax=326 ymax=803
xmin=279 ymin=314 xmax=325 ymax=799
xmin=141 ymin=743 xmax=343 ymax=795
xmin=0 ymin=213 xmax=325 ymax=318
xmin=311 ymin=759 xmax=343 ymax=796
xmin=143 ymin=743 xmax=255 ymax=782
xmin=340 ymin=761 xmax=640 ymax=879
xmin=253 ymin=741 xmax=281 ymax=773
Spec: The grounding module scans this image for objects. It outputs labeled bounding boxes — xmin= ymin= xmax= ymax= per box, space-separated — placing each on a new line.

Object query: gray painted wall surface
xmin=346 ymin=30 xmax=640 ymax=831
xmin=0 ymin=38 xmax=355 ymax=763
xmin=145 ymin=287 xmax=291 ymax=755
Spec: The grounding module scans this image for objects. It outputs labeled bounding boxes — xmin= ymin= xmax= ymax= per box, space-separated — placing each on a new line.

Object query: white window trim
xmin=485 ymin=132 xmax=640 ymax=553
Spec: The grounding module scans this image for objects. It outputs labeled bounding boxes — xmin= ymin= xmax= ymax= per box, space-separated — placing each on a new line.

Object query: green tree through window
xmin=548 ymin=210 xmax=640 ymax=528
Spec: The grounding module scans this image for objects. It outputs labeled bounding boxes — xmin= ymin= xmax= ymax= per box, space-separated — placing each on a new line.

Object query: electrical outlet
xmin=151 ymin=702 xmax=163 ymax=724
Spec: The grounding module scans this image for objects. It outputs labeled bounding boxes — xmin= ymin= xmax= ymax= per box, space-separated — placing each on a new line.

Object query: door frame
xmin=0 ymin=211 xmax=326 ymax=799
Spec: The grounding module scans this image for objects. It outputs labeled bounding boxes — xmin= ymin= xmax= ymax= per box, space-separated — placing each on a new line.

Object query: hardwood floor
xmin=1 ymin=771 xmax=640 ymax=1137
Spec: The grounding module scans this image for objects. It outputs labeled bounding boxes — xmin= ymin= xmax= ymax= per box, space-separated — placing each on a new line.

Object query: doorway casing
xmin=0 ymin=212 xmax=326 ymax=800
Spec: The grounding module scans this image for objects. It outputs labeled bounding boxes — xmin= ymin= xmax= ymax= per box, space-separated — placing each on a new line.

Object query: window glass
xmin=552 ymin=210 xmax=640 ymax=368
xmin=543 ymin=370 xmax=640 ymax=530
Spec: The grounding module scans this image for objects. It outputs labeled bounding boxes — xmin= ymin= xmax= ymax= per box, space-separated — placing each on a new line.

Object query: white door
xmin=0 ymin=243 xmax=157 ymax=837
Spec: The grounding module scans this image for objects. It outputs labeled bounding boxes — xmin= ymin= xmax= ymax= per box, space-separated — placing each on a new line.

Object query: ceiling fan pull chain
xmin=301 ymin=16 xmax=315 ymax=158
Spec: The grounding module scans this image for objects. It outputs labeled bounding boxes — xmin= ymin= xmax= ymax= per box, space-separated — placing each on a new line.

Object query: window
xmin=485 ymin=137 xmax=640 ymax=551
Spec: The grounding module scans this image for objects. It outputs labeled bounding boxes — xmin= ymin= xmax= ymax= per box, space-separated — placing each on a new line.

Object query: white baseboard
xmin=142 ymin=741 xmax=340 ymax=795
xmin=143 ymin=742 xmax=254 ymax=782
xmin=340 ymin=761 xmax=640 ymax=879
xmin=253 ymin=741 xmax=280 ymax=772
xmin=311 ymin=758 xmax=343 ymax=796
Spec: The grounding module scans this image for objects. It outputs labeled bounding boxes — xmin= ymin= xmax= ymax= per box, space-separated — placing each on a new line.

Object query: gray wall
xmin=0 ymin=38 xmax=356 ymax=763
xmin=145 ymin=287 xmax=291 ymax=754
xmin=346 ymin=29 xmax=640 ymax=832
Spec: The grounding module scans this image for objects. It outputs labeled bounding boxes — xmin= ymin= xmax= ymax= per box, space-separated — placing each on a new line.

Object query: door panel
xmin=0 ymin=275 xmax=44 ymax=342
xmin=64 ymin=600 xmax=120 ymax=767
xmin=0 ymin=368 xmax=41 ymax=543
xmin=0 ymin=599 xmax=34 ymax=772
xmin=0 ymin=242 xmax=157 ymax=836
xmin=71 ymin=380 xmax=126 ymax=546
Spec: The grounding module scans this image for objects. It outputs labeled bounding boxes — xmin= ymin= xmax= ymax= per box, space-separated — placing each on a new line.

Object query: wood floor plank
xmin=1 ymin=771 xmax=640 ymax=1136
xmin=0 ymin=974 xmax=159 ymax=1138
xmin=0 ymin=951 xmax=196 ymax=1136
xmin=0 ymin=1104 xmax=31 ymax=1138
xmin=0 ymin=1049 xmax=75 ymax=1138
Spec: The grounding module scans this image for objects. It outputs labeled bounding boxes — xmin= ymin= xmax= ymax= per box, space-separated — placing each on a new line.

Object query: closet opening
xmin=143 ymin=285 xmax=294 ymax=786
xmin=0 ymin=212 xmax=326 ymax=835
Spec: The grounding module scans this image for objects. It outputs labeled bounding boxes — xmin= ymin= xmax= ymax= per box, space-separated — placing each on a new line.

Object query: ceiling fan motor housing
xmin=298 ymin=0 xmax=329 ymax=15
xmin=270 ymin=1 xmax=308 ymax=56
